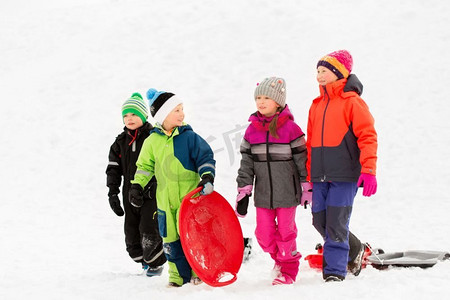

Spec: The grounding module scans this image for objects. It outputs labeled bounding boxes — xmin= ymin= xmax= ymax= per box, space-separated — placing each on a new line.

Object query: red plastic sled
xmin=179 ymin=187 xmax=244 ymax=287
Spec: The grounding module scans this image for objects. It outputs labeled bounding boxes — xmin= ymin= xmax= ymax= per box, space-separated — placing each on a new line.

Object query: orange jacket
xmin=306 ymin=79 xmax=377 ymax=182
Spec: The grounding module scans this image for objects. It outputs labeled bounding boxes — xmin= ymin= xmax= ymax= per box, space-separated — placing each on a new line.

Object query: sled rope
xmin=365 ymin=243 xmax=383 ymax=264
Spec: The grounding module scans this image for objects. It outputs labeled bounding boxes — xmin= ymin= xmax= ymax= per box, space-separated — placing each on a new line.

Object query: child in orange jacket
xmin=305 ymin=50 xmax=378 ymax=282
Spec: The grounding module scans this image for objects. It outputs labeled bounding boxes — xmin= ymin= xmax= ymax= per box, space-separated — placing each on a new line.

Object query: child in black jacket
xmin=106 ymin=93 xmax=166 ymax=276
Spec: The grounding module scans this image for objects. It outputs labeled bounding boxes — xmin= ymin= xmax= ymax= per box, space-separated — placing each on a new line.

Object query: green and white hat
xmin=121 ymin=92 xmax=148 ymax=124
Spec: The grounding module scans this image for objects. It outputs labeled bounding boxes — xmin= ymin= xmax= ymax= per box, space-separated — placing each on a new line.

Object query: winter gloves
xmin=235 ymin=183 xmax=313 ymax=216
xmin=129 ymin=184 xmax=144 ymax=207
xmin=198 ymin=174 xmax=214 ymax=195
xmin=235 ymin=185 xmax=253 ymax=218
xmin=357 ymin=173 xmax=377 ymax=197
xmin=109 ymin=194 xmax=125 ymax=216
xmin=301 ymin=182 xmax=313 ymax=208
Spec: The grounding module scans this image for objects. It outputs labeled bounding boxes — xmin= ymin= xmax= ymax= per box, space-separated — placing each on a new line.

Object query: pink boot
xmin=271 ymin=262 xmax=282 ymax=279
xmin=272 ymin=274 xmax=294 ymax=285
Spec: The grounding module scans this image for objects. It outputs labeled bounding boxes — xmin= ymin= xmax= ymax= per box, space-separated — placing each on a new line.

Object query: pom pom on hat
xmin=146 ymin=88 xmax=165 ymax=104
xmin=131 ymin=92 xmax=142 ymax=99
xmin=317 ymin=50 xmax=353 ymax=79
xmin=147 ymin=88 xmax=182 ymax=125
xmin=254 ymin=77 xmax=287 ymax=108
xmin=122 ymin=92 xmax=148 ymax=124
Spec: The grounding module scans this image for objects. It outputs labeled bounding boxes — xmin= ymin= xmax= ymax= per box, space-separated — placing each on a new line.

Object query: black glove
xmin=197 ymin=174 xmax=214 ymax=195
xmin=236 ymin=194 xmax=250 ymax=217
xmin=129 ymin=184 xmax=144 ymax=208
xmin=109 ymin=194 xmax=125 ymax=216
xmin=144 ymin=181 xmax=157 ymax=200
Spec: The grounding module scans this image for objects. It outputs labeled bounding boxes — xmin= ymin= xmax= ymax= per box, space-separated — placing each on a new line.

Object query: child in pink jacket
xmin=235 ymin=77 xmax=309 ymax=285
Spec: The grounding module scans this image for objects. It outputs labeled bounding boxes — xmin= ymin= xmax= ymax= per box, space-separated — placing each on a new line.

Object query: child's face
xmin=317 ymin=66 xmax=338 ymax=86
xmin=123 ymin=113 xmax=143 ymax=130
xmin=255 ymin=95 xmax=280 ymax=117
xmin=162 ymin=103 xmax=184 ymax=131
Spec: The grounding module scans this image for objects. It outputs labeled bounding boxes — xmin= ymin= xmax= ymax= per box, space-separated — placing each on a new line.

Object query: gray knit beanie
xmin=254 ymin=77 xmax=286 ymax=108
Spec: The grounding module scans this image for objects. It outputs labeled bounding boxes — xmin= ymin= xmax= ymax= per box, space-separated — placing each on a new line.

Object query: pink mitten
xmin=236 ymin=185 xmax=253 ymax=218
xmin=301 ymin=182 xmax=313 ymax=207
xmin=357 ymin=173 xmax=377 ymax=197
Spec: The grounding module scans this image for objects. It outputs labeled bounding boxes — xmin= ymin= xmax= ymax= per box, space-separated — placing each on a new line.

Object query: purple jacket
xmin=236 ymin=105 xmax=307 ymax=209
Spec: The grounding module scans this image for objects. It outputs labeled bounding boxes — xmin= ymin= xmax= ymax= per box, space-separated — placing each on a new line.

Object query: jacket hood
xmin=344 ymin=74 xmax=363 ymax=96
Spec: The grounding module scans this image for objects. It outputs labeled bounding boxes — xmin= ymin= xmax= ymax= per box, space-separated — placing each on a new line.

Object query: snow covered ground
xmin=1 ymin=0 xmax=450 ymax=299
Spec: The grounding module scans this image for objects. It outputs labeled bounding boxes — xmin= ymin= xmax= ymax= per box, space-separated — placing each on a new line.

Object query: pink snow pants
xmin=255 ymin=206 xmax=301 ymax=280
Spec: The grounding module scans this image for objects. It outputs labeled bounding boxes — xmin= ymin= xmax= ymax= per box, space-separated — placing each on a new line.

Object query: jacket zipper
xmin=292 ymin=175 xmax=297 ymax=195
xmin=127 ymin=128 xmax=139 ymax=180
xmin=266 ymin=131 xmax=274 ymax=209
xmin=320 ymin=86 xmax=330 ymax=182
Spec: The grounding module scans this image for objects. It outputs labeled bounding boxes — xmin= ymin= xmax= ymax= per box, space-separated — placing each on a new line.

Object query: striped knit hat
xmin=147 ymin=88 xmax=182 ymax=125
xmin=254 ymin=77 xmax=286 ymax=108
xmin=317 ymin=50 xmax=353 ymax=79
xmin=121 ymin=92 xmax=148 ymax=124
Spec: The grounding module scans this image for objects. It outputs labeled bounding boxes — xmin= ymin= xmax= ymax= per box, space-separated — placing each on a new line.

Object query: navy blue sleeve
xmin=173 ymin=130 xmax=216 ymax=178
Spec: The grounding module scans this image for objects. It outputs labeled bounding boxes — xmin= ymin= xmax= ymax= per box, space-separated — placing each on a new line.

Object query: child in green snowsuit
xmin=130 ymin=89 xmax=215 ymax=287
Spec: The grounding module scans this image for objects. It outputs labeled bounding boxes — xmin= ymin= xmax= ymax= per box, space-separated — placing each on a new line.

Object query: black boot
xmin=243 ymin=237 xmax=252 ymax=262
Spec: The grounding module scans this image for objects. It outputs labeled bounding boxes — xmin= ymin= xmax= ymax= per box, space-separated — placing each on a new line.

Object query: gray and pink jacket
xmin=236 ymin=105 xmax=308 ymax=209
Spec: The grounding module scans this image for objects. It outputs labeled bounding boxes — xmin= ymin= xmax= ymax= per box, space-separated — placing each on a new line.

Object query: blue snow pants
xmin=311 ymin=182 xmax=358 ymax=278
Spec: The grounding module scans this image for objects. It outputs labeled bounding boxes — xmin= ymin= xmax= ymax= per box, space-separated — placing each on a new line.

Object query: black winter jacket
xmin=106 ymin=122 xmax=156 ymax=202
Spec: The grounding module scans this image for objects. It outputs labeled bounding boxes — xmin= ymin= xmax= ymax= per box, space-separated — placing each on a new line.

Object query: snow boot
xmin=167 ymin=282 xmax=182 ymax=288
xmin=271 ymin=263 xmax=282 ymax=279
xmin=324 ymin=274 xmax=344 ymax=282
xmin=272 ymin=274 xmax=294 ymax=285
xmin=146 ymin=265 xmax=164 ymax=277
xmin=191 ymin=276 xmax=203 ymax=285
xmin=141 ymin=262 xmax=148 ymax=274
xmin=348 ymin=242 xmax=365 ymax=276
xmin=243 ymin=237 xmax=252 ymax=262
xmin=142 ymin=263 xmax=164 ymax=277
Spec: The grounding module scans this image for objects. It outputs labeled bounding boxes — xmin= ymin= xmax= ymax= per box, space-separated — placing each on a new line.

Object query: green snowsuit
xmin=132 ymin=124 xmax=215 ymax=285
